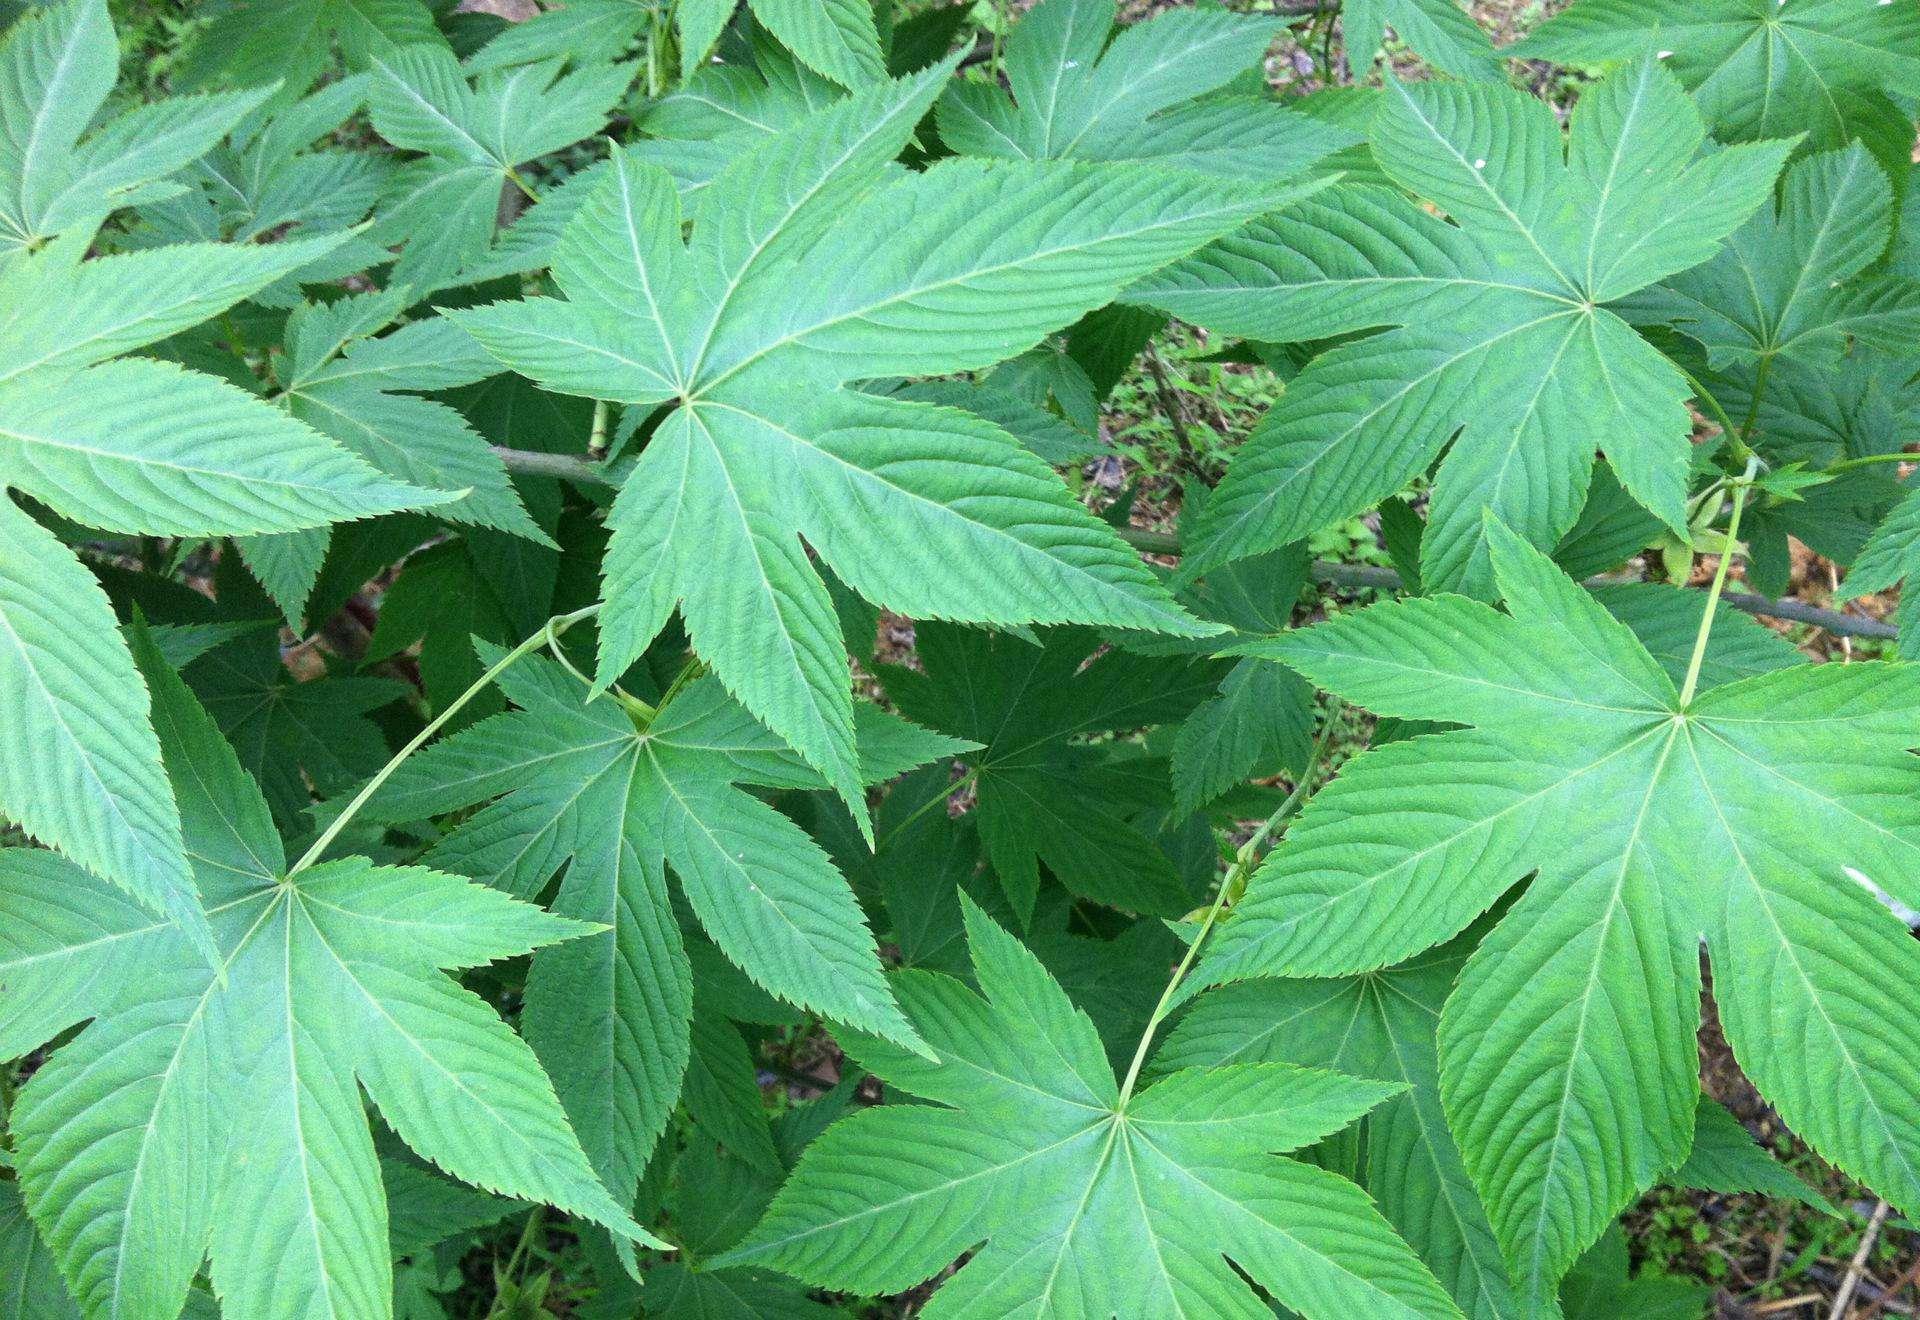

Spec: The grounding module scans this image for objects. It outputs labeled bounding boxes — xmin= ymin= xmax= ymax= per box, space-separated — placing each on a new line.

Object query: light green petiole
xmin=288 ymin=603 xmax=601 ymax=875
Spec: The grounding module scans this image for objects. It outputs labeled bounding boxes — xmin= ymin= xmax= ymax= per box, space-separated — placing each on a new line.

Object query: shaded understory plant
xmin=1 ymin=0 xmax=1917 ymax=1316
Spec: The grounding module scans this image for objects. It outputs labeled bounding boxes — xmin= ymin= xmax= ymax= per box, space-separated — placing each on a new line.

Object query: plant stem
xmin=645 ymin=8 xmax=667 ymax=98
xmin=1675 ymin=364 xmax=1755 ymax=467
xmin=1298 ymin=6 xmax=1330 ymax=80
xmin=1825 ymin=450 xmax=1915 ymax=476
xmin=289 ymin=604 xmax=600 ymax=874
xmin=1738 ymin=351 xmax=1774 ymax=446
xmin=1678 ymin=457 xmax=1760 ymax=709
xmin=484 ymin=1206 xmax=547 ymax=1320
xmin=1144 ymin=349 xmax=1204 ymax=477
xmin=504 ymin=166 xmax=539 ymax=202
xmin=1144 ymin=352 xmax=1193 ymax=447
xmin=875 ymin=765 xmax=980 ymax=851
xmin=494 ymin=446 xmax=614 ymax=484
xmin=543 ymin=614 xmax=599 ymax=691
xmin=653 ymin=653 xmax=707 ymax=714
xmin=1114 ymin=715 xmax=1342 ymax=1109
xmin=589 ymin=399 xmax=609 ymax=457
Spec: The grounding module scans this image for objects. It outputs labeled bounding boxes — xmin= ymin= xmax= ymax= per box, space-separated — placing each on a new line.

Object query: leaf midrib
xmin=1518 ymin=718 xmax=1682 ymax=1302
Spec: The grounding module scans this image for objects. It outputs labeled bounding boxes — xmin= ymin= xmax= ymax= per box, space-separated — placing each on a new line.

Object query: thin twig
xmin=1718 ymin=587 xmax=1895 ymax=641
xmin=1833 ymin=1199 xmax=1893 ymax=1320
xmin=1144 ymin=349 xmax=1203 ymax=477
xmin=1830 ymin=563 xmax=1854 ymax=663
xmin=1861 ymin=1250 xmax=1920 ymax=1319
xmin=1259 ymin=559 xmax=1893 ymax=642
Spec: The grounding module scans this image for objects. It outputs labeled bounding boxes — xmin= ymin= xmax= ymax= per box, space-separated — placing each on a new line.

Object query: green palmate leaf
xmin=0 ymin=357 xmax=419 ymax=536
xmin=1557 ymin=1226 xmax=1710 ymax=1320
xmin=2 ymin=4 xmax=1909 ymax=1309
xmin=0 ymin=228 xmax=438 ymax=956
xmin=125 ymin=83 xmax=400 ymax=316
xmin=3 ymin=629 xmax=654 ymax=1320
xmin=1510 ymin=0 xmax=1920 ymax=150
xmin=676 ymin=0 xmax=886 ymax=89
xmin=1340 ymin=0 xmax=1496 ymax=78
xmin=0 ymin=500 xmax=217 ymax=967
xmin=989 ymin=335 xmax=1106 ymax=427
xmin=630 ymin=31 xmax=846 ymax=200
xmin=594 ymin=1086 xmax=849 ymax=1318
xmin=1842 ymin=484 xmax=1920 ymax=656
xmin=847 ymin=765 xmax=1184 ymax=1063
xmin=888 ymin=378 xmax=1106 ymax=463
xmin=882 ymin=623 xmax=1227 ymax=921
xmin=1626 ymin=145 xmax=1920 ymax=370
xmin=1692 ymin=342 xmax=1914 ymax=594
xmin=887 ymin=3 xmax=978 ymax=72
xmin=1172 ymin=655 xmax=1314 ymax=817
xmin=466 ymin=0 xmax=655 ymax=71
xmin=239 ymin=291 xmax=545 ymax=622
xmin=453 ymin=67 xmax=1305 ymax=826
xmin=749 ymin=0 xmax=887 ymax=88
xmin=441 ymin=378 xmax=575 ymax=633
xmin=1129 ymin=58 xmax=1794 ymax=596
xmin=1 ymin=1187 xmax=229 ymax=1320
xmin=181 ymin=0 xmax=446 ymax=97
xmin=720 ymin=897 xmax=1463 ymax=1318
xmin=1198 ymin=519 xmax=1920 ymax=1308
xmin=187 ymin=610 xmax=409 ymax=827
xmin=363 ymin=652 xmax=965 ymax=1215
xmin=1588 ymin=582 xmax=1803 ymax=691
xmin=1625 ymin=147 xmax=1920 ymax=613
xmin=1 ymin=1180 xmax=84 ymax=1320
xmin=131 ymin=77 xmax=390 ymax=271
xmin=362 ymin=539 xmax=517 ymax=719
xmin=382 ymin=1157 xmax=523 ymax=1260
xmin=0 ymin=0 xmax=273 ymax=265
xmin=1758 ymin=161 xmax=1920 ymax=644
xmin=1673 ymin=1097 xmax=1836 ymax=1214
xmin=0 ymin=239 xmax=441 ymax=535
xmin=642 ymin=1262 xmax=837 ymax=1319
xmin=366 ymin=45 xmax=633 ymax=289
xmin=676 ymin=0 xmax=740 ymax=79
xmin=436 ymin=154 xmax=616 ymax=291
xmin=685 ymin=995 xmax=783 ymax=1176
xmin=1149 ymin=497 xmax=1317 ymax=816
xmin=1159 ymin=924 xmax=1522 ymax=1320
xmin=134 ymin=619 xmax=277 ymax=672
xmin=936 ymin=0 xmax=1356 ymax=179
xmin=1163 ymin=877 xmax=1816 ymax=1320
